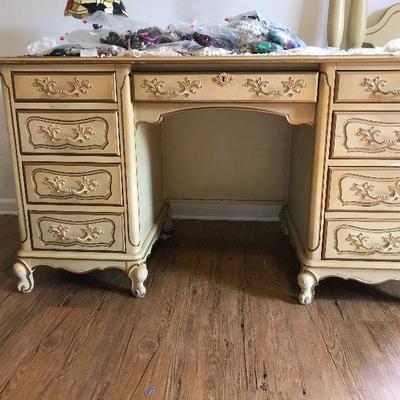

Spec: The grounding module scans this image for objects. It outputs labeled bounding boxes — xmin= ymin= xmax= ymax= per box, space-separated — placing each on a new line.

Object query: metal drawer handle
xmin=360 ymin=76 xmax=400 ymax=96
xmin=244 ymin=77 xmax=306 ymax=97
xmin=44 ymin=175 xmax=100 ymax=195
xmin=346 ymin=232 xmax=400 ymax=253
xmin=141 ymin=77 xmax=202 ymax=98
xmin=48 ymin=224 xmax=103 ymax=243
xmin=33 ymin=77 xmax=92 ymax=97
xmin=351 ymin=181 xmax=400 ymax=203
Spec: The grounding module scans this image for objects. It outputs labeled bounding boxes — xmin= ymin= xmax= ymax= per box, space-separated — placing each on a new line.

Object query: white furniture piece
xmin=2 ymin=55 xmax=400 ymax=303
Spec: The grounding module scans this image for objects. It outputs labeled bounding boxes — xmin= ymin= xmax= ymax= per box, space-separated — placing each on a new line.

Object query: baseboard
xmin=169 ymin=200 xmax=282 ymax=221
xmin=0 ymin=198 xmax=17 ymax=215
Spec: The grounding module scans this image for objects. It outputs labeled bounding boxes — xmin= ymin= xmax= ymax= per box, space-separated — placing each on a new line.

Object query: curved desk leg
xmin=128 ymin=263 xmax=148 ymax=298
xmin=298 ymin=268 xmax=318 ymax=305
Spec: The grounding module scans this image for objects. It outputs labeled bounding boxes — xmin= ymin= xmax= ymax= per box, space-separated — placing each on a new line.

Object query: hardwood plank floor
xmin=0 ymin=216 xmax=400 ymax=400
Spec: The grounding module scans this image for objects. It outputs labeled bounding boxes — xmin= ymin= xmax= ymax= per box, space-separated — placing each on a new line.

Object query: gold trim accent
xmin=140 ymin=77 xmax=202 ymax=98
xmin=33 ymin=77 xmax=92 ymax=97
xmin=212 ymin=73 xmax=234 ymax=87
xmin=360 ymin=76 xmax=400 ymax=96
xmin=244 ymin=76 xmax=306 ymax=97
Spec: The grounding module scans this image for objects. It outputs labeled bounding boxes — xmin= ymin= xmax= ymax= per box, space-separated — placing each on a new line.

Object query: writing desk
xmin=1 ymin=55 xmax=400 ymax=304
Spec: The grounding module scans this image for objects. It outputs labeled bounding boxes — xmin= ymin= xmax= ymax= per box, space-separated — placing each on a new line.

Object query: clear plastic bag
xmin=193 ymin=25 xmax=241 ymax=51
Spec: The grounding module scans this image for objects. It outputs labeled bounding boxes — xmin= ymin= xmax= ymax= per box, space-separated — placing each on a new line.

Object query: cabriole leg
xmin=13 ymin=260 xmax=34 ymax=294
xmin=128 ymin=263 xmax=148 ymax=298
xmin=298 ymin=269 xmax=318 ymax=305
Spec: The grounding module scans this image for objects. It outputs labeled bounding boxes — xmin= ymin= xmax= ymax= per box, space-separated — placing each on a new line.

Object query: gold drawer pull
xmin=244 ymin=77 xmax=306 ymax=97
xmin=360 ymin=76 xmax=400 ymax=96
xmin=346 ymin=232 xmax=400 ymax=254
xmin=351 ymin=181 xmax=400 ymax=203
xmin=141 ymin=77 xmax=202 ymax=98
xmin=33 ymin=77 xmax=92 ymax=97
xmin=38 ymin=124 xmax=96 ymax=143
xmin=44 ymin=175 xmax=100 ymax=195
xmin=48 ymin=224 xmax=103 ymax=243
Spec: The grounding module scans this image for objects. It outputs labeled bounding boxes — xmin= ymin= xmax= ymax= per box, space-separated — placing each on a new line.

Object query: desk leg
xmin=298 ymin=268 xmax=318 ymax=304
xmin=128 ymin=263 xmax=148 ymax=298
xmin=13 ymin=259 xmax=34 ymax=294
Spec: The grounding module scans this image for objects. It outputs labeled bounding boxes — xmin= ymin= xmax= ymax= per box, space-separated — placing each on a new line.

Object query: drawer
xmin=133 ymin=72 xmax=318 ymax=102
xmin=29 ymin=212 xmax=125 ymax=252
xmin=335 ymin=71 xmax=400 ymax=103
xmin=13 ymin=72 xmax=117 ymax=102
xmin=331 ymin=112 xmax=400 ymax=158
xmin=324 ymin=219 xmax=400 ymax=260
xmin=17 ymin=111 xmax=120 ymax=155
xmin=23 ymin=163 xmax=123 ymax=206
xmin=327 ymin=167 xmax=400 ymax=211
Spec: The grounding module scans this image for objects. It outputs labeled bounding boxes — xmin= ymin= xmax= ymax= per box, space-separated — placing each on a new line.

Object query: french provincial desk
xmin=1 ymin=55 xmax=400 ymax=304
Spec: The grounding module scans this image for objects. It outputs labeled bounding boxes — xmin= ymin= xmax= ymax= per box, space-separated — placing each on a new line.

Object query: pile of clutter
xmin=27 ymin=11 xmax=306 ymax=57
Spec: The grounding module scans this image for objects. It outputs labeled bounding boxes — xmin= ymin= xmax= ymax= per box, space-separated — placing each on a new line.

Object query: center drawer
xmin=23 ymin=163 xmax=123 ymax=206
xmin=133 ymin=72 xmax=318 ymax=102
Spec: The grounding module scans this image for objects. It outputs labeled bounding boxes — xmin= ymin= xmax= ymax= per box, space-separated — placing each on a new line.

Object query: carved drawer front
xmin=328 ymin=168 xmax=400 ymax=211
xmin=336 ymin=71 xmax=400 ymax=103
xmin=29 ymin=212 xmax=124 ymax=252
xmin=23 ymin=164 xmax=123 ymax=205
xmin=325 ymin=219 xmax=400 ymax=260
xmin=13 ymin=73 xmax=116 ymax=102
xmin=17 ymin=111 xmax=120 ymax=155
xmin=331 ymin=112 xmax=400 ymax=158
xmin=133 ymin=72 xmax=318 ymax=102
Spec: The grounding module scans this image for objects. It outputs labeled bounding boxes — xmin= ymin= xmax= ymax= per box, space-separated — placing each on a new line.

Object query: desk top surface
xmin=1 ymin=55 xmax=400 ymax=70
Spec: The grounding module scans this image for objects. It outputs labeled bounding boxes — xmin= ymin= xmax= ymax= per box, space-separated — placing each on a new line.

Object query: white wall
xmin=0 ymin=0 xmax=397 ymax=212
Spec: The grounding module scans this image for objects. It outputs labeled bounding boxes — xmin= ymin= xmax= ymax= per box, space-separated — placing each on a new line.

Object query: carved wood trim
xmin=343 ymin=118 xmax=400 ymax=153
xmin=31 ymin=168 xmax=113 ymax=201
xmin=338 ymin=173 xmax=400 ymax=206
xmin=37 ymin=217 xmax=116 ymax=248
xmin=335 ymin=225 xmax=400 ymax=255
xmin=25 ymin=116 xmax=109 ymax=151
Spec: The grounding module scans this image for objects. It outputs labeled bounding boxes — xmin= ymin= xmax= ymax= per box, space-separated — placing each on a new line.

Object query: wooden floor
xmin=0 ymin=216 xmax=400 ymax=400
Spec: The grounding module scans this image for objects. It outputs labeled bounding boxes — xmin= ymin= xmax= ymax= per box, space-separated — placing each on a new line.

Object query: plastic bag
xmin=193 ymin=25 xmax=241 ymax=51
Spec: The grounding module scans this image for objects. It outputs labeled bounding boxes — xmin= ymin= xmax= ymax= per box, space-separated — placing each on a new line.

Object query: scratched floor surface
xmin=0 ymin=215 xmax=400 ymax=400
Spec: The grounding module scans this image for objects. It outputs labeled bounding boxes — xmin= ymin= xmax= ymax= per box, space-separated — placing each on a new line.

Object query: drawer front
xmin=336 ymin=71 xmax=400 ymax=103
xmin=134 ymin=72 xmax=318 ymax=102
xmin=331 ymin=112 xmax=400 ymax=158
xmin=24 ymin=164 xmax=123 ymax=206
xmin=328 ymin=168 xmax=400 ymax=211
xmin=325 ymin=219 xmax=400 ymax=260
xmin=17 ymin=111 xmax=120 ymax=155
xmin=30 ymin=212 xmax=125 ymax=252
xmin=13 ymin=73 xmax=116 ymax=102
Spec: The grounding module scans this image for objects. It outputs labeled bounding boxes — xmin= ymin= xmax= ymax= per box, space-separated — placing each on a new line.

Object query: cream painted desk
xmin=2 ymin=55 xmax=400 ymax=304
